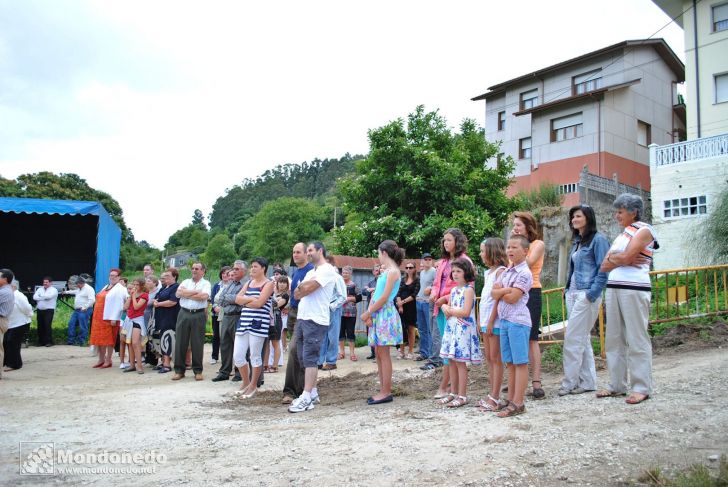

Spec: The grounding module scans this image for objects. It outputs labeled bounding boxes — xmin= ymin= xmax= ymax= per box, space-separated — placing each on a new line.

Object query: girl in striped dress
xmin=233 ymin=257 xmax=274 ymax=398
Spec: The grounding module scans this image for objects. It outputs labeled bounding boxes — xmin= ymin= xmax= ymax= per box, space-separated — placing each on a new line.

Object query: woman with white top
xmin=598 ymin=193 xmax=657 ymax=405
xmin=3 ymin=280 xmax=33 ymax=371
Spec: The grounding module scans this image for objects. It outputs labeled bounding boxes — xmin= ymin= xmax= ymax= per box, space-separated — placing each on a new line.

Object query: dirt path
xmin=1 ymin=342 xmax=726 ymax=486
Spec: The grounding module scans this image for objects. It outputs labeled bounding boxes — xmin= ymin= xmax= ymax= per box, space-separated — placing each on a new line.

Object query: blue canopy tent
xmin=0 ymin=197 xmax=121 ymax=292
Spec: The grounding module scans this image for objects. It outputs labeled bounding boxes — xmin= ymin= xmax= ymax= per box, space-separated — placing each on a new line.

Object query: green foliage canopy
xmin=0 ymin=171 xmax=161 ymax=271
xmin=209 ymin=154 xmax=361 ymax=231
xmin=0 ymin=171 xmax=132 ymax=241
xmin=201 ymin=234 xmax=237 ymax=271
xmin=335 ymin=106 xmax=516 ymax=257
xmin=235 ymin=197 xmax=326 ymax=264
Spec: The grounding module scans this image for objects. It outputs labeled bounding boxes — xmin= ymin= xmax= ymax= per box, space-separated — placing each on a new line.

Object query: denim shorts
xmin=295 ymin=319 xmax=327 ymax=368
xmin=499 ymin=319 xmax=530 ymax=365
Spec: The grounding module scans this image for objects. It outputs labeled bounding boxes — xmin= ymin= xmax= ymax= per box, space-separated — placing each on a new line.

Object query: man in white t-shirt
xmin=33 ymin=277 xmax=58 ymax=347
xmin=172 ymin=262 xmax=211 ymax=381
xmin=288 ymin=242 xmax=337 ymax=413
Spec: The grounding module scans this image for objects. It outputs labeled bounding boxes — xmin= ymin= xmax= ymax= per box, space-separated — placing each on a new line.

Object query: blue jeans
xmin=416 ymin=301 xmax=432 ymax=358
xmin=67 ymin=308 xmax=92 ymax=344
xmin=319 ymin=307 xmax=342 ymax=365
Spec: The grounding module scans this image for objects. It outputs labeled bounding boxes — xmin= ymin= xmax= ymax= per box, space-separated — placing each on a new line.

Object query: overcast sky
xmin=0 ymin=0 xmax=684 ymax=248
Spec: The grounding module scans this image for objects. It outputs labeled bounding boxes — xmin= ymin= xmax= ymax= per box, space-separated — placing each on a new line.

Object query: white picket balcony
xmin=650 ymin=133 xmax=728 ymax=167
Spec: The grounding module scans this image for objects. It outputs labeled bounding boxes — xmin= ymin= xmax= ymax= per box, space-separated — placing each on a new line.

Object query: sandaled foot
xmin=447 ymin=396 xmax=468 ymax=408
xmin=625 ymin=393 xmax=649 ymax=404
xmin=531 ymin=380 xmax=545 ymax=400
xmin=437 ymin=393 xmax=455 ymax=404
xmin=337 ymin=352 xmax=345 ymax=360
xmin=496 ymin=402 xmax=526 ymax=418
xmin=477 ymin=395 xmax=501 ymax=412
xmin=350 ymin=354 xmax=358 ymax=362
xmin=433 ymin=390 xmax=450 ymax=399
xmin=268 ymin=366 xmax=278 ymax=373
xmin=596 ymin=389 xmax=626 ymax=398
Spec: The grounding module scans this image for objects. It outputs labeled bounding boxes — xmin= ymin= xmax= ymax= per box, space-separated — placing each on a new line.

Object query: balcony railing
xmin=650 ymin=133 xmax=728 ymax=167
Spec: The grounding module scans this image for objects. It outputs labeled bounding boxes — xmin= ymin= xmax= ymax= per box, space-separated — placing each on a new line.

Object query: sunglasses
xmin=405 ymin=266 xmax=415 ymax=269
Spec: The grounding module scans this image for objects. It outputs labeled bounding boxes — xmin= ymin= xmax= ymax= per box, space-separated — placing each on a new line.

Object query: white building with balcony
xmin=650 ymin=0 xmax=728 ymax=269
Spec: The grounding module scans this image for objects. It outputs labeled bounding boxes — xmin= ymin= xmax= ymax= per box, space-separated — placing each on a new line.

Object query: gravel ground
xmin=1 ymin=341 xmax=726 ymax=486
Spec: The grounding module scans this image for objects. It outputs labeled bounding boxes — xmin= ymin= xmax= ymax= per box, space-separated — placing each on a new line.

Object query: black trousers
xmin=211 ymin=316 xmax=220 ymax=360
xmin=4 ymin=324 xmax=29 ymax=369
xmin=36 ymin=309 xmax=55 ymax=345
xmin=282 ymin=308 xmax=305 ymax=397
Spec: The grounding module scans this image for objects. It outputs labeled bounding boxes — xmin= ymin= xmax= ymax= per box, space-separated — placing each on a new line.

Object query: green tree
xmin=165 ymin=210 xmax=211 ymax=253
xmin=201 ymin=234 xmax=237 ymax=270
xmin=209 ymin=154 xmax=362 ymax=231
xmin=0 ymin=171 xmax=132 ymax=241
xmin=335 ymin=106 xmax=516 ymax=257
xmin=235 ymin=197 xmax=326 ymax=263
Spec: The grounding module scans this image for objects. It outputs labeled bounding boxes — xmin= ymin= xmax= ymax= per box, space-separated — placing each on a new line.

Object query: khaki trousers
xmin=604 ymin=288 xmax=653 ymax=395
xmin=561 ymin=291 xmax=600 ymax=391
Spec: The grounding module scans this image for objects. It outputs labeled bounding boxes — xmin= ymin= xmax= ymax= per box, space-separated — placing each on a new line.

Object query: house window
xmin=519 ymin=137 xmax=532 ymax=159
xmin=637 ymin=120 xmax=651 ymax=146
xmin=716 ymin=73 xmax=728 ymax=104
xmin=520 ymin=89 xmax=538 ymax=110
xmin=663 ymin=196 xmax=707 ymax=219
xmin=498 ymin=111 xmax=506 ymax=131
xmin=573 ymin=69 xmax=603 ymax=95
xmin=558 ymin=183 xmax=578 ymax=194
xmin=713 ymin=3 xmax=728 ymax=32
xmin=551 ymin=113 xmax=583 ymax=141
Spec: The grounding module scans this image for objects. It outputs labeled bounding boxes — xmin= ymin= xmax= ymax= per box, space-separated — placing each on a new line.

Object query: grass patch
xmin=634 ymin=455 xmax=728 ymax=486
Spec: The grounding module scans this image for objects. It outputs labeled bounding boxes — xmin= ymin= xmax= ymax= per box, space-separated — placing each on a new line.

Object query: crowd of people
xmin=0 ymin=193 xmax=659 ymax=413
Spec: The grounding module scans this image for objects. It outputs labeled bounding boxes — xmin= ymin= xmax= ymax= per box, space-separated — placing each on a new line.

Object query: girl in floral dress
xmin=361 ymin=240 xmax=403 ymax=405
xmin=439 ymin=258 xmax=482 ymax=408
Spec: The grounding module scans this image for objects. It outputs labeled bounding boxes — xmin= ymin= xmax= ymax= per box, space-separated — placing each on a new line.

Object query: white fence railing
xmin=650 ymin=133 xmax=728 ymax=167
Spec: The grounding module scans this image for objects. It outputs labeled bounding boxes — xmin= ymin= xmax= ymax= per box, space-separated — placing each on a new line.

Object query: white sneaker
xmin=89 ymin=345 xmax=96 ymax=355
xmin=119 ymin=362 xmax=130 ymax=370
xmin=209 ymin=358 xmax=217 ymax=365
xmin=288 ymin=396 xmax=314 ymax=413
xmin=311 ymin=394 xmax=321 ymax=404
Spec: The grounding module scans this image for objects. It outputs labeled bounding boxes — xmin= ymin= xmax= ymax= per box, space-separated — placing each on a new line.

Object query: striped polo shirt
xmin=236 ymin=282 xmax=272 ymax=338
xmin=607 ymin=222 xmax=657 ymax=292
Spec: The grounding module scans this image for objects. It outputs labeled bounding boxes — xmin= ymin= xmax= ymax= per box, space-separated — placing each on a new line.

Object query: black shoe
xmin=366 ymin=354 xmax=375 ymax=360
xmin=414 ymin=355 xmax=427 ymax=361
xmin=317 ymin=365 xmax=323 ymax=370
xmin=211 ymin=374 xmax=229 ymax=382
xmin=45 ymin=343 xmax=53 ymax=347
xmin=231 ymin=375 xmax=242 ymax=382
xmin=367 ymin=395 xmax=393 ymax=405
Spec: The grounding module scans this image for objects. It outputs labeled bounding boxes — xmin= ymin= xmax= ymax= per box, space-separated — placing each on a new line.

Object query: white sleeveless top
xmin=607 ymin=222 xmax=657 ymax=292
xmin=480 ymin=266 xmax=506 ymax=330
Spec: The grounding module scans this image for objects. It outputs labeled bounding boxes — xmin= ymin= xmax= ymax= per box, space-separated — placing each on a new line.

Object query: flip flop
xmin=596 ymin=389 xmax=627 ymax=398
xmin=625 ymin=393 xmax=649 ymax=404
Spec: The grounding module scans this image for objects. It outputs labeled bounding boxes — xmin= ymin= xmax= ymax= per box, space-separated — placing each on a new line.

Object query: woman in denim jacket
xmin=558 ymin=205 xmax=609 ymax=396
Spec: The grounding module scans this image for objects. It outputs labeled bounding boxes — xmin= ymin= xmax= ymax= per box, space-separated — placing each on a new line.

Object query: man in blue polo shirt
xmin=281 ymin=242 xmax=315 ymax=404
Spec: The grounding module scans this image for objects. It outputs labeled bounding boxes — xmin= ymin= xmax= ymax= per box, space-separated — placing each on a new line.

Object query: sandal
xmin=437 ymin=393 xmax=456 ymax=405
xmin=350 ymin=354 xmax=358 ymax=362
xmin=625 ymin=393 xmax=649 ymax=404
xmin=496 ymin=402 xmax=526 ymax=418
xmin=268 ymin=366 xmax=278 ymax=373
xmin=447 ymin=395 xmax=468 ymax=408
xmin=477 ymin=395 xmax=501 ymax=412
xmin=531 ymin=380 xmax=545 ymax=400
xmin=596 ymin=389 xmax=627 ymax=398
xmin=338 ymin=352 xmax=345 ymax=360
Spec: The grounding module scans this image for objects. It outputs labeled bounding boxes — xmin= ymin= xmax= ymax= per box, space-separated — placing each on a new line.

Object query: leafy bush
xmin=515 ymin=182 xmax=563 ymax=210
